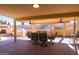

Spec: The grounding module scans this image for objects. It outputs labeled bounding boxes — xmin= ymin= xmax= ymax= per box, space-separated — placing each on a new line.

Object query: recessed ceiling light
xmin=33 ymin=4 xmax=39 ymax=8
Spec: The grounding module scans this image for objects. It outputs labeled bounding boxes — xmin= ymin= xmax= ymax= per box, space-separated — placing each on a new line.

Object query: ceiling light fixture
xmin=33 ymin=4 xmax=39 ymax=8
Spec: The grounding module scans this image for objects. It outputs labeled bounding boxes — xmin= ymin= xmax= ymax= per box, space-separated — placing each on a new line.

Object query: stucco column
xmin=74 ymin=19 xmax=76 ymax=35
xmin=63 ymin=23 xmax=66 ymax=37
xmin=14 ymin=20 xmax=16 ymax=42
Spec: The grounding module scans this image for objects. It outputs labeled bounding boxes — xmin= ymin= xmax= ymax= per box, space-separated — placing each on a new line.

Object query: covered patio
xmin=0 ymin=4 xmax=79 ymax=55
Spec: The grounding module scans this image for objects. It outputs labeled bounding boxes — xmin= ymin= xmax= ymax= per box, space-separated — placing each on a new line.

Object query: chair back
xmin=38 ymin=32 xmax=47 ymax=42
xmin=31 ymin=32 xmax=39 ymax=41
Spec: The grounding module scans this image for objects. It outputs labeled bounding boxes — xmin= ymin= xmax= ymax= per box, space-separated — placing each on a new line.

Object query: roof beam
xmin=15 ymin=12 xmax=79 ymax=20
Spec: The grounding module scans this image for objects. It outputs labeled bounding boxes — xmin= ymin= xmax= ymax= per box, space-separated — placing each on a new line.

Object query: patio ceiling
xmin=0 ymin=4 xmax=79 ymax=19
xmin=0 ymin=4 xmax=79 ymax=21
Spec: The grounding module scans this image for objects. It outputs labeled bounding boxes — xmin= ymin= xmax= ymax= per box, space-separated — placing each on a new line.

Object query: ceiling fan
xmin=57 ymin=18 xmax=69 ymax=23
xmin=29 ymin=21 xmax=32 ymax=24
xmin=58 ymin=18 xmax=63 ymax=23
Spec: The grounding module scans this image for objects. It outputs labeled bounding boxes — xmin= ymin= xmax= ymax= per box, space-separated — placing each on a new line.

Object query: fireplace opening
xmin=0 ymin=29 xmax=6 ymax=34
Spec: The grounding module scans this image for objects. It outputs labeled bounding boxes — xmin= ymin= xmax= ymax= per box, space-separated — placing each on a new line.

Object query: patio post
xmin=73 ymin=19 xmax=78 ymax=55
xmin=74 ymin=19 xmax=76 ymax=35
xmin=14 ymin=19 xmax=16 ymax=42
xmin=64 ymin=23 xmax=66 ymax=37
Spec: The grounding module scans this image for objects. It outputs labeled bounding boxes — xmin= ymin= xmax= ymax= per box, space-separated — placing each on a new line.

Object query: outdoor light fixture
xmin=33 ymin=4 xmax=39 ymax=8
